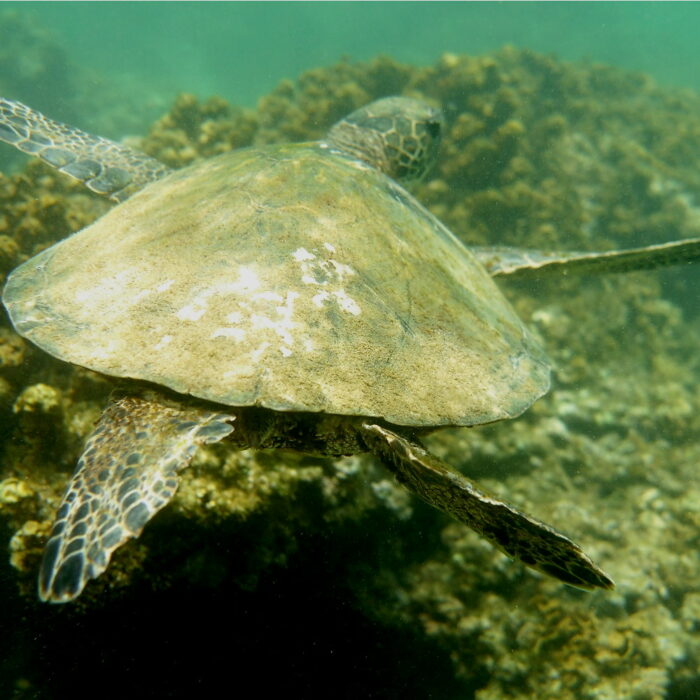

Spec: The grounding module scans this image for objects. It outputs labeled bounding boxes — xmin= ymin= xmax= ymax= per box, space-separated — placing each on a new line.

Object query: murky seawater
xmin=0 ymin=4 xmax=699 ymax=699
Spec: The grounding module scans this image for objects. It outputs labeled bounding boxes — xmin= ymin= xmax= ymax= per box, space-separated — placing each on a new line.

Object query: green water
xmin=3 ymin=3 xmax=700 ymax=700
xmin=6 ymin=2 xmax=700 ymax=107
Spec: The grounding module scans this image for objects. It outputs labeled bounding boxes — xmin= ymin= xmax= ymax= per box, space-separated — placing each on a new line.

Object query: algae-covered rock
xmin=2 ymin=48 xmax=700 ymax=696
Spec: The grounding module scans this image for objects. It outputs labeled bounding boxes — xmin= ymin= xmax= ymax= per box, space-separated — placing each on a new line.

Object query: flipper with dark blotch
xmin=0 ymin=98 xmax=171 ymax=202
xmin=39 ymin=391 xmax=234 ymax=603
xmin=474 ymin=237 xmax=700 ymax=279
xmin=361 ymin=423 xmax=613 ymax=591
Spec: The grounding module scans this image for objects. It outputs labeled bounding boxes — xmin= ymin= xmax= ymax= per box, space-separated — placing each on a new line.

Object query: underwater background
xmin=1 ymin=2 xmax=700 ymax=698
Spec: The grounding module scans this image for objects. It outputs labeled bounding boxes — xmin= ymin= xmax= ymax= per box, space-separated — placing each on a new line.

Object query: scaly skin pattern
xmin=39 ymin=390 xmax=234 ymax=603
xmin=0 ymin=97 xmax=171 ymax=201
xmin=41 ymin=386 xmax=613 ymax=602
xmin=360 ymin=423 xmax=614 ymax=591
xmin=474 ymin=238 xmax=700 ymax=278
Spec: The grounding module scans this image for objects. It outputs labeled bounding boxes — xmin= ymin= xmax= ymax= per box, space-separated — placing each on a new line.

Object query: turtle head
xmin=324 ymin=96 xmax=443 ymax=185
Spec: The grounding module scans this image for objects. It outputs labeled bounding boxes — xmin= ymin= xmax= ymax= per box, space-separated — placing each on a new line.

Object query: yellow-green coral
xmin=143 ymin=93 xmax=257 ymax=169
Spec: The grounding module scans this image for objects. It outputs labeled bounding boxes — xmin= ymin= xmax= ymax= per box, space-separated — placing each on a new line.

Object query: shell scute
xmin=4 ymin=142 xmax=549 ymax=426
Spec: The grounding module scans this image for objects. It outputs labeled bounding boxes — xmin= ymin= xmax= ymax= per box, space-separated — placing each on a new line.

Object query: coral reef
xmin=2 ymin=48 xmax=700 ymax=697
xmin=142 ymin=93 xmax=258 ymax=169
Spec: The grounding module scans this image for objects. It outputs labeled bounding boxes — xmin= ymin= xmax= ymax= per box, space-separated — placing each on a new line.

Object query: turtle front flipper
xmin=39 ymin=390 xmax=235 ymax=603
xmin=0 ymin=98 xmax=171 ymax=202
xmin=475 ymin=237 xmax=700 ymax=278
xmin=361 ymin=423 xmax=613 ymax=591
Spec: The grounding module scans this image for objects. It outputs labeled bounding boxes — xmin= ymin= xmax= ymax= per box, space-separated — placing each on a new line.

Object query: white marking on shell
xmin=333 ymin=289 xmax=361 ymax=315
xmin=74 ymin=269 xmax=136 ymax=304
xmin=176 ymin=302 xmax=207 ymax=322
xmin=310 ymin=288 xmax=361 ymax=315
xmin=312 ymin=291 xmax=330 ymax=307
xmin=211 ymin=327 xmax=246 ymax=341
xmin=293 ymin=247 xmax=316 ymax=262
xmin=237 ymin=267 xmax=261 ymax=290
xmin=249 ymin=290 xmax=299 ymax=347
xmin=327 ymin=259 xmax=355 ymax=278
xmin=156 ymin=279 xmax=175 ymax=293
xmin=153 ymin=334 xmax=173 ymax=350
xmin=294 ymin=246 xmax=356 ymax=308
xmin=291 ymin=247 xmax=362 ymax=315
xmin=175 ymin=267 xmax=261 ymax=321
xmin=212 ymin=289 xmax=301 ymax=359
xmin=299 ymin=258 xmax=355 ymax=285
xmin=254 ymin=291 xmax=284 ymax=303
xmin=87 ymin=337 xmax=120 ymax=361
xmin=132 ymin=287 xmax=154 ymax=303
xmin=250 ymin=341 xmax=270 ymax=362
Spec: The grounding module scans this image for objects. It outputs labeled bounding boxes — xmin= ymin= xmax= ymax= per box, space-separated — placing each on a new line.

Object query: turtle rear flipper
xmin=0 ymin=98 xmax=171 ymax=201
xmin=39 ymin=390 xmax=234 ymax=603
xmin=361 ymin=423 xmax=614 ymax=591
xmin=475 ymin=237 xmax=700 ymax=278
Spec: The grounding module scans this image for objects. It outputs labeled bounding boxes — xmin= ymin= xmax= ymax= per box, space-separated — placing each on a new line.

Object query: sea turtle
xmin=1 ymin=96 xmax=699 ymax=604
